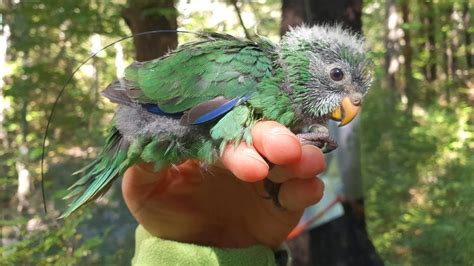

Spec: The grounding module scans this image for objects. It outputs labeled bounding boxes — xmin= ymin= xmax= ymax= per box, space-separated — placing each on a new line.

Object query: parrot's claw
xmin=263 ymin=179 xmax=283 ymax=208
xmin=297 ymin=125 xmax=338 ymax=153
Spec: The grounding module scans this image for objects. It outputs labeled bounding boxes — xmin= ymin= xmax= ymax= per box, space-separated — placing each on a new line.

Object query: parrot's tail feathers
xmin=60 ymin=127 xmax=129 ymax=218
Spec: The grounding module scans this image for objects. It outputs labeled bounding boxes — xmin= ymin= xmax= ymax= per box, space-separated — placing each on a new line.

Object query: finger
xmin=122 ymin=164 xmax=168 ymax=212
xmin=221 ymin=142 xmax=269 ymax=182
xmin=268 ymin=145 xmax=326 ymax=183
xmin=278 ymin=177 xmax=325 ymax=211
xmin=124 ymin=163 xmax=165 ymax=187
xmin=122 ymin=161 xmax=203 ymax=199
xmin=251 ymin=121 xmax=302 ymax=165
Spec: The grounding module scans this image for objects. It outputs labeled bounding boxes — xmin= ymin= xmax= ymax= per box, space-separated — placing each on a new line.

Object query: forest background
xmin=0 ymin=0 xmax=472 ymax=265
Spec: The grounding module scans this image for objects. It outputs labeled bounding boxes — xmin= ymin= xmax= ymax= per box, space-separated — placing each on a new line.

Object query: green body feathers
xmin=125 ymin=34 xmax=274 ymax=113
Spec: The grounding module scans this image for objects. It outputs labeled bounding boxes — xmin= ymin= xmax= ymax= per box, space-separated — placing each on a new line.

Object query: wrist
xmin=133 ymin=225 xmax=289 ymax=266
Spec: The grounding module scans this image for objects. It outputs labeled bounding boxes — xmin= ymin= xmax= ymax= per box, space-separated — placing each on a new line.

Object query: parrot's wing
xmin=101 ymin=81 xmax=248 ymax=125
xmin=123 ymin=35 xmax=275 ymax=114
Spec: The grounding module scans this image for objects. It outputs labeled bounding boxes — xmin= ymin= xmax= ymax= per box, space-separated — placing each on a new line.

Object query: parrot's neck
xmin=277 ymin=45 xmax=313 ymax=108
xmin=274 ymin=44 xmax=332 ymax=129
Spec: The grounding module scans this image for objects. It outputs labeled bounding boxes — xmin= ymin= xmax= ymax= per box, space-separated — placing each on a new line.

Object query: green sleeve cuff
xmin=132 ymin=225 xmax=277 ymax=266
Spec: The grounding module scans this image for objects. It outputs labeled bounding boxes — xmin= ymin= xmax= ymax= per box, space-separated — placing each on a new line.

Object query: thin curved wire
xmin=40 ymin=29 xmax=205 ymax=213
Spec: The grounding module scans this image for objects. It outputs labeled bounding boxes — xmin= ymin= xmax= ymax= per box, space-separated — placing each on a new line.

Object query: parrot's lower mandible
xmin=60 ymin=25 xmax=372 ymax=217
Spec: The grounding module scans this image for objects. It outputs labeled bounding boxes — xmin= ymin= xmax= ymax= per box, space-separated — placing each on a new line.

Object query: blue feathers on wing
xmin=191 ymin=98 xmax=241 ymax=125
xmin=143 ymin=103 xmax=170 ymax=115
xmin=143 ymin=96 xmax=249 ymax=125
xmin=143 ymin=103 xmax=183 ymax=116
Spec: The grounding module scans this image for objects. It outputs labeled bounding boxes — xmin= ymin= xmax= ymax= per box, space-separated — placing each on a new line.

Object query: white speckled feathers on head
xmin=281 ymin=24 xmax=366 ymax=54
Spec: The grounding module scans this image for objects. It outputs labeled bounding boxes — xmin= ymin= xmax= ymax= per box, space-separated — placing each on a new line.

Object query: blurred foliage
xmin=2 ymin=211 xmax=102 ymax=265
xmin=361 ymin=86 xmax=474 ymax=265
xmin=0 ymin=0 xmax=137 ymax=264
xmin=362 ymin=0 xmax=473 ymax=264
xmin=0 ymin=0 xmax=472 ymax=264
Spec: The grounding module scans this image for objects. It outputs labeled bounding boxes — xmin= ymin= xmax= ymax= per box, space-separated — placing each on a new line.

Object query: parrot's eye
xmin=330 ymin=68 xmax=344 ymax=81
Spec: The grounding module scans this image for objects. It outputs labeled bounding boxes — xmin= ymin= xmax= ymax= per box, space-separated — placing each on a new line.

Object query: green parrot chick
xmin=61 ymin=24 xmax=372 ymax=217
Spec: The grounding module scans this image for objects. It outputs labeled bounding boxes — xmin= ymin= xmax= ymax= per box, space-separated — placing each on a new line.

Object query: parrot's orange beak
xmin=330 ymin=97 xmax=361 ymax=127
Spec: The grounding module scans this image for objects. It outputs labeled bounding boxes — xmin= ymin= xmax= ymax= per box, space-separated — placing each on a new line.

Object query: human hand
xmin=122 ymin=121 xmax=325 ymax=250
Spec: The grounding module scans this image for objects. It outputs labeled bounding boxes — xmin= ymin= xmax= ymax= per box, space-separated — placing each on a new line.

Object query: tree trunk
xmin=282 ymin=0 xmax=362 ymax=33
xmin=384 ymin=0 xmax=400 ymax=90
xmin=438 ymin=3 xmax=453 ymax=103
xmin=422 ymin=0 xmax=437 ymax=82
xmin=401 ymin=0 xmax=414 ymax=109
xmin=16 ymin=100 xmax=30 ymax=213
xmin=280 ymin=0 xmax=307 ymax=35
xmin=448 ymin=9 xmax=459 ymax=81
xmin=282 ymin=1 xmax=383 ymax=265
xmin=122 ymin=0 xmax=178 ymax=61
xmin=0 ymin=21 xmax=10 ymax=149
xmin=462 ymin=0 xmax=472 ymax=69
xmin=442 ymin=5 xmax=453 ymax=82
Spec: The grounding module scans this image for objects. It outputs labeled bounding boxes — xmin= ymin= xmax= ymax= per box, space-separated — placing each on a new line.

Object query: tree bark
xmin=0 ymin=21 xmax=10 ymax=149
xmin=281 ymin=0 xmax=307 ymax=35
xmin=439 ymin=3 xmax=453 ymax=102
xmin=449 ymin=9 xmax=460 ymax=80
xmin=422 ymin=0 xmax=437 ymax=82
xmin=384 ymin=0 xmax=400 ymax=90
xmin=282 ymin=0 xmax=362 ymax=34
xmin=401 ymin=0 xmax=414 ymax=108
xmin=122 ymin=0 xmax=178 ymax=61
xmin=462 ymin=0 xmax=472 ymax=69
xmin=16 ymin=98 xmax=30 ymax=213
xmin=442 ymin=5 xmax=453 ymax=82
xmin=282 ymin=1 xmax=383 ymax=265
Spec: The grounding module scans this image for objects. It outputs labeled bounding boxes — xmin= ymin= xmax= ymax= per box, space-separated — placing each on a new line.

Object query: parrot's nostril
xmin=351 ymin=96 xmax=362 ymax=106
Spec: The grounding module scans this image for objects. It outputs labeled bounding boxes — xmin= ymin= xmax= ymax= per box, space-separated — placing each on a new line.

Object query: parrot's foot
xmin=297 ymin=124 xmax=337 ymax=153
xmin=263 ymin=179 xmax=283 ymax=208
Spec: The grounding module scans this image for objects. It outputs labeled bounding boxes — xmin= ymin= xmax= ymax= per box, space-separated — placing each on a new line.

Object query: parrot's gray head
xmin=281 ymin=24 xmax=373 ymax=126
